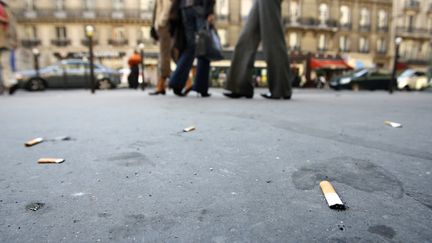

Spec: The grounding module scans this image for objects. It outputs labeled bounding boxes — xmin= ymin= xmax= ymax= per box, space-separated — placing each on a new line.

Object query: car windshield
xmin=399 ymin=70 xmax=415 ymax=78
xmin=353 ymin=69 xmax=368 ymax=78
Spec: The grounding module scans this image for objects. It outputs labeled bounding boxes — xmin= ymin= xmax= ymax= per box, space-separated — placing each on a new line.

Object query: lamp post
xmin=85 ymin=25 xmax=95 ymax=94
xmin=32 ymin=48 xmax=40 ymax=77
xmin=138 ymin=42 xmax=146 ymax=90
xmin=390 ymin=37 xmax=402 ymax=94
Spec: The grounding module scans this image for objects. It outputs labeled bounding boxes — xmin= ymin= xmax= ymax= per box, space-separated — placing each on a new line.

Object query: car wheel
xmin=404 ymin=86 xmax=411 ymax=91
xmin=26 ymin=78 xmax=46 ymax=91
xmin=97 ymin=78 xmax=113 ymax=90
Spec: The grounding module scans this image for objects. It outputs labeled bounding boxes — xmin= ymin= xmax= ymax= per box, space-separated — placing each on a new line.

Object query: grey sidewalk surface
xmin=0 ymin=89 xmax=431 ymax=242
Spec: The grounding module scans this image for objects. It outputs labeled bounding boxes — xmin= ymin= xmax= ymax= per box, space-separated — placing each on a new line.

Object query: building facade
xmin=9 ymin=0 xmax=432 ymax=81
xmin=392 ymin=0 xmax=432 ymax=70
xmin=10 ymin=0 xmax=159 ymax=70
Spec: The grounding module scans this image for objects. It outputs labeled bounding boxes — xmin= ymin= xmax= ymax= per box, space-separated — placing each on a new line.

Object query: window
xmin=241 ymin=0 xmax=253 ymax=20
xmin=290 ymin=1 xmax=301 ymax=23
xmin=359 ymin=8 xmax=370 ymax=27
xmin=140 ymin=0 xmax=155 ymax=12
xmin=421 ymin=42 xmax=430 ymax=60
xmin=288 ymin=32 xmax=300 ymax=50
xmin=318 ymin=34 xmax=326 ymax=51
xmin=318 ymin=3 xmax=329 ymax=25
xmin=340 ymin=5 xmax=351 ymax=26
xmin=378 ymin=10 xmax=388 ymax=29
xmin=113 ymin=0 xmax=124 ymax=11
xmin=25 ymin=0 xmax=35 ymax=10
xmin=216 ymin=0 xmax=229 ymax=20
xmin=405 ymin=15 xmax=416 ymax=30
xmin=428 ymin=18 xmax=432 ymax=32
xmin=84 ymin=0 xmax=95 ymax=10
xmin=56 ymin=0 xmax=65 ymax=11
xmin=359 ymin=37 xmax=369 ymax=53
xmin=55 ymin=26 xmax=67 ymax=39
xmin=377 ymin=38 xmax=386 ymax=53
xmin=138 ymin=26 xmax=151 ymax=43
xmin=339 ymin=36 xmax=350 ymax=52
xmin=112 ymin=26 xmax=126 ymax=41
xmin=24 ymin=26 xmax=37 ymax=39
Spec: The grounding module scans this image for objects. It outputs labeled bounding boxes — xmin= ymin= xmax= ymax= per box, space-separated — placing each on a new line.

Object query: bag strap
xmin=151 ymin=0 xmax=158 ymax=27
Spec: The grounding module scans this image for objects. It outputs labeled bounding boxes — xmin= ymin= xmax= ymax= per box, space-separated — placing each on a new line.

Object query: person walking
xmin=149 ymin=0 xmax=173 ymax=95
xmin=0 ymin=0 xmax=18 ymax=95
xmin=127 ymin=50 xmax=141 ymax=89
xmin=224 ymin=0 xmax=292 ymax=100
xmin=168 ymin=0 xmax=215 ymax=97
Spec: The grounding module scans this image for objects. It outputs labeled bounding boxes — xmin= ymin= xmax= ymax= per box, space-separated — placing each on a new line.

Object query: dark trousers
xmin=128 ymin=65 xmax=139 ymax=89
xmin=225 ymin=0 xmax=292 ymax=98
xmin=169 ymin=7 xmax=210 ymax=94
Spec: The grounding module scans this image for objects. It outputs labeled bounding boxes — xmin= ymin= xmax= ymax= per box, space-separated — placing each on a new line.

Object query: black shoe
xmin=199 ymin=92 xmax=211 ymax=98
xmin=223 ymin=92 xmax=253 ymax=99
xmin=149 ymin=90 xmax=166 ymax=95
xmin=169 ymin=85 xmax=185 ymax=97
xmin=261 ymin=93 xmax=291 ymax=100
xmin=8 ymin=84 xmax=18 ymax=95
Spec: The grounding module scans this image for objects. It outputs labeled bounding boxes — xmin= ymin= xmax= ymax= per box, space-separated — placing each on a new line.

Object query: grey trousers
xmin=225 ymin=0 xmax=292 ymax=98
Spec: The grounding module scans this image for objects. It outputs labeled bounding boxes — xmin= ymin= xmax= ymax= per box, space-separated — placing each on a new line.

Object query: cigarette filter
xmin=25 ymin=137 xmax=44 ymax=147
xmin=320 ymin=180 xmax=346 ymax=210
xmin=384 ymin=121 xmax=402 ymax=128
xmin=38 ymin=158 xmax=65 ymax=164
xmin=183 ymin=126 xmax=196 ymax=132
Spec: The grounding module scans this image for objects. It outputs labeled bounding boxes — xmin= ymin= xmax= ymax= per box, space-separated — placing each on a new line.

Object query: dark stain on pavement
xmin=368 ymin=225 xmax=396 ymax=239
xmin=129 ymin=140 xmax=158 ymax=148
xmin=108 ymin=214 xmax=176 ymax=240
xmin=329 ymin=237 xmax=380 ymax=243
xmin=107 ymin=152 xmax=155 ymax=167
xmin=198 ymin=209 xmax=208 ymax=222
xmin=25 ymin=202 xmax=45 ymax=212
xmin=405 ymin=191 xmax=432 ymax=210
xmin=292 ymin=157 xmax=404 ymax=199
xmin=98 ymin=212 xmax=112 ymax=218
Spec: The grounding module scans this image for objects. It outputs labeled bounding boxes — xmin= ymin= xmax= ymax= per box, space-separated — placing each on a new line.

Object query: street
xmin=0 ymin=89 xmax=431 ymax=242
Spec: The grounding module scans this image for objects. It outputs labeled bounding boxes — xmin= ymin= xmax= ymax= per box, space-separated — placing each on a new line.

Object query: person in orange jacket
xmin=127 ymin=51 xmax=141 ymax=89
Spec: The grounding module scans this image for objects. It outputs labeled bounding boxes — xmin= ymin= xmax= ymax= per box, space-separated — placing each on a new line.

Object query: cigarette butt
xmin=38 ymin=158 xmax=65 ymax=164
xmin=183 ymin=126 xmax=196 ymax=132
xmin=384 ymin=121 xmax=402 ymax=128
xmin=320 ymin=181 xmax=345 ymax=210
xmin=25 ymin=138 xmax=44 ymax=147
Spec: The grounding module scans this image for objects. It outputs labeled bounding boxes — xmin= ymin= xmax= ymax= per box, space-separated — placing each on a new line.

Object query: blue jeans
xmin=169 ymin=7 xmax=210 ymax=94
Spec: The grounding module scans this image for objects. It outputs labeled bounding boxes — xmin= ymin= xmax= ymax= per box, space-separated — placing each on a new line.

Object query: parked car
xmin=397 ymin=69 xmax=428 ymax=91
xmin=16 ymin=59 xmax=121 ymax=91
xmin=330 ymin=68 xmax=392 ymax=91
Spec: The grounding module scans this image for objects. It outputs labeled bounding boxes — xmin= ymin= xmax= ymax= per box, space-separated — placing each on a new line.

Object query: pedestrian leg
xmin=258 ymin=0 xmax=292 ymax=98
xmin=225 ymin=1 xmax=261 ymax=96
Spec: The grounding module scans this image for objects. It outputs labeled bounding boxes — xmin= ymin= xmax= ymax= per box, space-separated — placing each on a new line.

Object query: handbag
xmin=196 ymin=23 xmax=224 ymax=61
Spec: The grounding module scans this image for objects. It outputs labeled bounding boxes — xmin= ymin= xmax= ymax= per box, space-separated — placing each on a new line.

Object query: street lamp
xmin=390 ymin=37 xmax=402 ymax=94
xmin=85 ymin=25 xmax=96 ymax=94
xmin=32 ymin=48 xmax=40 ymax=78
xmin=138 ymin=42 xmax=146 ymax=90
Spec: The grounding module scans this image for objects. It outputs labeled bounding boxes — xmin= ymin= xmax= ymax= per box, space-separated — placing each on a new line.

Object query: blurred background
xmin=7 ymin=0 xmax=432 ymax=91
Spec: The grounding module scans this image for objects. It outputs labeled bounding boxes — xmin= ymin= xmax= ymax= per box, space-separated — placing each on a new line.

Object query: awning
xmin=396 ymin=62 xmax=408 ymax=70
xmin=310 ymin=58 xmax=353 ymax=70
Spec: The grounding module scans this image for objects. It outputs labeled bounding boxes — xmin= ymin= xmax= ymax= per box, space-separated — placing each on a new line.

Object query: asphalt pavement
xmin=0 ymin=88 xmax=431 ymax=242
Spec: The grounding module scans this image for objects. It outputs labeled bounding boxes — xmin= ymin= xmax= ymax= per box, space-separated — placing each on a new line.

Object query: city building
xmin=392 ymin=0 xmax=432 ymax=71
xmin=9 ymin=0 xmax=431 ymax=86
